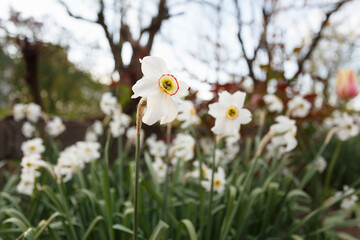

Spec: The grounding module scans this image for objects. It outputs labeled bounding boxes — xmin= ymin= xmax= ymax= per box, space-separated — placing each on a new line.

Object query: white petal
xmin=208 ymin=102 xmax=224 ymax=118
xmin=211 ymin=116 xmax=226 ymax=135
xmin=160 ymin=97 xmax=178 ymax=124
xmin=223 ymin=119 xmax=240 ymax=136
xmin=233 ymin=91 xmax=246 ymax=108
xmin=131 ymin=77 xmax=159 ymax=99
xmin=175 ymin=80 xmax=189 ymax=98
xmin=142 ymin=94 xmax=167 ymax=125
xmin=218 ymin=91 xmax=233 ymax=106
xmin=237 ymin=109 xmax=252 ymax=124
xmin=141 ymin=56 xmax=168 ymax=78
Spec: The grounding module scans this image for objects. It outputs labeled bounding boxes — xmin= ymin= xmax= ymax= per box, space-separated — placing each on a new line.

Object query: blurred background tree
xmin=0 ymin=10 xmax=105 ymax=117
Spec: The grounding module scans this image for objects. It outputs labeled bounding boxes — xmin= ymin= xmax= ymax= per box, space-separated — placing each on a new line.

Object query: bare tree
xmin=59 ymin=0 xmax=171 ymax=90
xmin=233 ymin=0 xmax=352 ymax=85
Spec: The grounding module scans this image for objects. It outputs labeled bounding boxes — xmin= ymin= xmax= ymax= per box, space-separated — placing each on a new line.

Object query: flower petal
xmin=131 ymin=77 xmax=159 ymax=99
xmin=160 ymin=97 xmax=178 ymax=124
xmin=211 ymin=116 xmax=226 ymax=135
xmin=208 ymin=102 xmax=224 ymax=118
xmin=141 ymin=56 xmax=168 ymax=78
xmin=237 ymin=108 xmax=252 ymax=124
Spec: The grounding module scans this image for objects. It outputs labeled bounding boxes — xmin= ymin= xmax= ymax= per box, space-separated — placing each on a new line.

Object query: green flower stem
xmin=324 ymin=140 xmax=342 ymax=195
xmin=134 ymin=133 xmax=141 ymax=240
xmin=103 ymin=130 xmax=115 ymax=240
xmin=133 ymin=98 xmax=146 ymax=240
xmin=118 ymin=135 xmax=124 ymax=201
xmin=206 ymin=135 xmax=217 ymax=240
xmin=57 ymin=182 xmax=78 ymax=240
xmin=162 ymin=123 xmax=172 ymax=222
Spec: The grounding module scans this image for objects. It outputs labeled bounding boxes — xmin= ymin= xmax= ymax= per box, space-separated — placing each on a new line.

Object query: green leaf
xmin=180 ymin=219 xmax=197 ymax=240
xmin=82 ymin=216 xmax=103 ymax=240
xmin=113 ymin=224 xmax=133 ymax=235
xmin=149 ymin=220 xmax=169 ymax=240
xmin=219 ymin=186 xmax=237 ymax=240
xmin=34 ymin=212 xmax=61 ymax=239
xmin=291 ymin=235 xmax=304 ymax=240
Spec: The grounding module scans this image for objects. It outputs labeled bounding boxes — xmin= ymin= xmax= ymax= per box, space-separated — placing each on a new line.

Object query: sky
xmin=1 ymin=0 xmax=360 ymax=101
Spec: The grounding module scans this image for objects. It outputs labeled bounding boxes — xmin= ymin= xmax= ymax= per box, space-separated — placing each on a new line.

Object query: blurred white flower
xmin=131 ymin=56 xmax=188 ymax=125
xmin=201 ymin=167 xmax=226 ymax=193
xmin=287 ymin=96 xmax=311 ymax=118
xmin=267 ymin=116 xmax=297 ymax=156
xmin=26 ymin=103 xmax=42 ymax=123
xmin=85 ymin=131 xmax=98 ymax=142
xmin=13 ymin=103 xmax=26 ymax=121
xmin=17 ymin=154 xmax=46 ymax=195
xmin=177 ymin=100 xmax=200 ymax=128
xmin=335 ymin=185 xmax=358 ymax=210
xmin=263 ymin=94 xmax=283 ymax=113
xmin=208 ymin=91 xmax=252 ymax=136
xmin=126 ymin=126 xmax=144 ymax=146
xmin=100 ymin=92 xmax=118 ymax=115
xmin=189 ymin=161 xmax=212 ymax=180
xmin=152 ymin=157 xmax=167 ymax=183
xmin=110 ymin=113 xmax=131 ymax=138
xmin=21 ymin=138 xmax=45 ymax=156
xmin=170 ymin=133 xmax=195 ymax=162
xmin=315 ymin=156 xmax=327 ymax=173
xmin=46 ymin=117 xmax=66 ymax=137
xmin=147 ymin=136 xmax=167 ymax=158
xmin=93 ymin=120 xmax=103 ymax=136
xmin=17 ymin=177 xmax=35 ymax=196
xmin=22 ymin=122 xmax=35 ymax=138
xmin=76 ymin=141 xmax=101 ymax=163
xmin=336 ymin=113 xmax=359 ymax=141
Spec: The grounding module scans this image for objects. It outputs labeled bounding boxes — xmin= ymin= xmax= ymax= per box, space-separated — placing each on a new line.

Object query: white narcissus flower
xmin=188 ymin=161 xmax=212 ymax=180
xmin=131 ymin=56 xmax=189 ymax=125
xmin=208 ymin=91 xmax=252 ymax=136
xmin=335 ymin=186 xmax=358 ymax=210
xmin=22 ymin=122 xmax=36 ymax=138
xmin=100 ymin=92 xmax=118 ymax=115
xmin=315 ymin=156 xmax=327 ymax=173
xmin=21 ymin=138 xmax=45 ymax=156
xmin=267 ymin=116 xmax=298 ymax=156
xmin=201 ymin=167 xmax=226 ymax=193
xmin=76 ymin=141 xmax=101 ymax=163
xmin=152 ymin=157 xmax=167 ymax=183
xmin=177 ymin=100 xmax=200 ymax=128
xmin=170 ymin=133 xmax=195 ymax=162
xmin=93 ymin=120 xmax=104 ymax=136
xmin=85 ymin=131 xmax=98 ymax=142
xmin=13 ymin=103 xmax=26 ymax=121
xmin=46 ymin=117 xmax=66 ymax=137
xmin=26 ymin=103 xmax=42 ymax=123
xmin=335 ymin=113 xmax=359 ymax=141
xmin=287 ymin=96 xmax=311 ymax=118
xmin=263 ymin=94 xmax=284 ymax=113
xmin=17 ymin=154 xmax=46 ymax=196
xmin=147 ymin=136 xmax=167 ymax=158
xmin=110 ymin=113 xmax=131 ymax=138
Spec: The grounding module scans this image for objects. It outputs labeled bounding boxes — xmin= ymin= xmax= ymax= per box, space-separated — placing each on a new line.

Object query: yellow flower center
xmin=226 ymin=106 xmax=239 ymax=120
xmin=190 ymin=107 xmax=196 ymax=116
xmin=29 ymin=146 xmax=36 ymax=152
xmin=214 ymin=179 xmax=222 ymax=188
xmin=158 ymin=74 xmax=179 ymax=96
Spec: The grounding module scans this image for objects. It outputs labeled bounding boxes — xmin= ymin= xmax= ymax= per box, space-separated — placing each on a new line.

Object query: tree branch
xmin=58 ymin=0 xmax=95 ymax=23
xmin=292 ymin=0 xmax=350 ymax=80
xmin=142 ymin=0 xmax=170 ymax=51
xmin=233 ymin=0 xmax=258 ymax=82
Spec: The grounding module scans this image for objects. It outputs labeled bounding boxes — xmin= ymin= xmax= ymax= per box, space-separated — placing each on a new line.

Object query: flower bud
xmin=336 ymin=69 xmax=359 ymax=100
